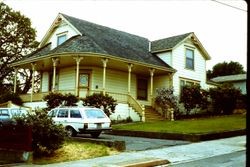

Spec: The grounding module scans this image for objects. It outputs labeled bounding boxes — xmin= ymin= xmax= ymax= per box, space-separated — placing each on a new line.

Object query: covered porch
xmin=12 ymin=52 xmax=174 ymax=120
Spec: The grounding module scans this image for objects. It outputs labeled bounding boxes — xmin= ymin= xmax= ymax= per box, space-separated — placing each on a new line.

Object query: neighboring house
xmin=11 ymin=13 xmax=211 ymax=121
xmin=211 ymin=74 xmax=246 ymax=94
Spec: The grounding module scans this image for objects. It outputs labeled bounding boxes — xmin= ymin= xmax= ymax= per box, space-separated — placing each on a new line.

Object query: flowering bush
xmin=155 ymin=87 xmax=179 ymax=119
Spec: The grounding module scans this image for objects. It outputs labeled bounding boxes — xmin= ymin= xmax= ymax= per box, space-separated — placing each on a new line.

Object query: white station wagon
xmin=48 ymin=106 xmax=112 ymax=138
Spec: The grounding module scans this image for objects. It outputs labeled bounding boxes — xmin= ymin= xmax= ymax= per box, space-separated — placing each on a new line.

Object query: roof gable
xmin=151 ymin=32 xmax=211 ymax=60
xmin=151 ymin=32 xmax=192 ymax=52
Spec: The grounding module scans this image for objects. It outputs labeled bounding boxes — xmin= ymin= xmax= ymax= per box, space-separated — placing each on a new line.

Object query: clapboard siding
xmin=172 ymin=42 xmax=207 ymax=95
xmin=154 ymin=75 xmax=171 ymax=96
xmin=58 ymin=67 xmax=75 ymax=90
xmin=157 ymin=52 xmax=172 ymax=66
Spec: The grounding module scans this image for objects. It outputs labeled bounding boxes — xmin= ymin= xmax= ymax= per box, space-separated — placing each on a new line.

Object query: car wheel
xmin=90 ymin=131 xmax=101 ymax=138
xmin=66 ymin=127 xmax=77 ymax=137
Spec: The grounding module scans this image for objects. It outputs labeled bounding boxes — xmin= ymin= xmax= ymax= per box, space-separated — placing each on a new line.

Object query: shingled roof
xmin=61 ymin=14 xmax=169 ymax=68
xmin=151 ymin=32 xmax=192 ymax=52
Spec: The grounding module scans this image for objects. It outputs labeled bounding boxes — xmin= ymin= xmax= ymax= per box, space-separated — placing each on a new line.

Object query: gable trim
xmin=39 ymin=13 xmax=82 ymax=48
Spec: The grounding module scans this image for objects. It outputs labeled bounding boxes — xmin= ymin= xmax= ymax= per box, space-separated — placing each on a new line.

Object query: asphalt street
xmin=77 ymin=133 xmax=191 ymax=151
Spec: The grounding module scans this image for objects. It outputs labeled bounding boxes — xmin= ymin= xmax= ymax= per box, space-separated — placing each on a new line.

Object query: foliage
xmin=0 ymin=2 xmax=39 ymax=92
xmin=179 ymin=84 xmax=209 ymax=115
xmin=81 ymin=93 xmax=117 ymax=117
xmin=209 ymin=83 xmax=242 ymax=115
xmin=0 ymin=91 xmax=23 ymax=105
xmin=207 ymin=61 xmax=245 ymax=80
xmin=43 ymin=92 xmax=78 ymax=110
xmin=15 ymin=109 xmax=66 ymax=157
xmin=155 ymin=88 xmax=179 ymax=119
xmin=63 ymin=93 xmax=78 ymax=106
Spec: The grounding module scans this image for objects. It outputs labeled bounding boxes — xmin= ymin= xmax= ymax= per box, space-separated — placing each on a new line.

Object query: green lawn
xmin=113 ymin=114 xmax=246 ymax=134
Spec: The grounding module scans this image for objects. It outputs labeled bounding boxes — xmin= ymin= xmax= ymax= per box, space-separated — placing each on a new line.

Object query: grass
xmin=113 ymin=114 xmax=246 ymax=134
xmin=32 ymin=139 xmax=119 ymax=165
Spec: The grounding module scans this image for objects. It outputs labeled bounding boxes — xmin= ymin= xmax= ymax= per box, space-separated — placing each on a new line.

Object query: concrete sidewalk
xmin=16 ymin=136 xmax=246 ymax=167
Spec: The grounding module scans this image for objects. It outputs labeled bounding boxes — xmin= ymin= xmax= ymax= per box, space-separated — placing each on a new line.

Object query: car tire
xmin=90 ymin=131 xmax=101 ymax=138
xmin=66 ymin=127 xmax=77 ymax=137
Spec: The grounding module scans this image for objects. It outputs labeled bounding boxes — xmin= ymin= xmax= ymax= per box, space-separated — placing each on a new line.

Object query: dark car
xmin=0 ymin=108 xmax=28 ymax=127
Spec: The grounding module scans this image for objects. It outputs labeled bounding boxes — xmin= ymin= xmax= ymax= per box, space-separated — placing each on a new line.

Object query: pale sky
xmin=3 ymin=0 xmax=248 ymax=70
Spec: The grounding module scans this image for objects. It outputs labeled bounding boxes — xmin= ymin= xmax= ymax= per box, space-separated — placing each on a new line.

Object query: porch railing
xmin=127 ymin=94 xmax=145 ymax=121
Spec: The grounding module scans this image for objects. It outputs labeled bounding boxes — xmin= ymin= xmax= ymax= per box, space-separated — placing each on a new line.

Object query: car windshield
xmin=85 ymin=109 xmax=106 ymax=119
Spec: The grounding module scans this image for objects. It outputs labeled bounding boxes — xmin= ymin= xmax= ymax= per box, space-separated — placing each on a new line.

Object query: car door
xmin=54 ymin=109 xmax=69 ymax=127
xmin=0 ymin=109 xmax=11 ymax=126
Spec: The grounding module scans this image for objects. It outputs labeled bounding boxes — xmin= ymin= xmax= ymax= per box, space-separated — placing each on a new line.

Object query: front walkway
xmin=16 ymin=135 xmax=246 ymax=167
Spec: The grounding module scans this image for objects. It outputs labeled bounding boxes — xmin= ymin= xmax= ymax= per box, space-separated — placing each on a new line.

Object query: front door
xmin=79 ymin=73 xmax=90 ymax=98
xmin=137 ymin=78 xmax=148 ymax=100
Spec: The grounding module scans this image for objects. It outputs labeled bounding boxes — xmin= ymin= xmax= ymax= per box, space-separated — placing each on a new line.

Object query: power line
xmin=211 ymin=0 xmax=247 ymax=12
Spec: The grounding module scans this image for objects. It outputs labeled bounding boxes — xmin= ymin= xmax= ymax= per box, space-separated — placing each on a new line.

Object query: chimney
xmin=148 ymin=41 xmax=151 ymax=52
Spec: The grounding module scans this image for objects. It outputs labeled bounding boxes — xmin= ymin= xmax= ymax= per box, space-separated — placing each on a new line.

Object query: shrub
xmin=209 ymin=83 xmax=242 ymax=115
xmin=15 ymin=109 xmax=66 ymax=157
xmin=179 ymin=84 xmax=209 ymax=115
xmin=63 ymin=93 xmax=78 ymax=106
xmin=43 ymin=92 xmax=78 ymax=110
xmin=81 ymin=93 xmax=117 ymax=117
xmin=155 ymin=87 xmax=179 ymax=119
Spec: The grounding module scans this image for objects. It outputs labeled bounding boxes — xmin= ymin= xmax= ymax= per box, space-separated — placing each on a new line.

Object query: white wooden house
xmin=11 ymin=13 xmax=211 ymax=121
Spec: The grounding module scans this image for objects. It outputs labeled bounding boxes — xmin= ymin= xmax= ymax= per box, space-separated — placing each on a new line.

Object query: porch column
xmin=101 ymin=58 xmax=108 ymax=94
xmin=127 ymin=63 xmax=133 ymax=95
xmin=30 ymin=63 xmax=36 ymax=102
xmin=74 ymin=56 xmax=83 ymax=96
xmin=52 ymin=58 xmax=59 ymax=92
xmin=13 ymin=67 xmax=18 ymax=93
xmin=149 ymin=68 xmax=155 ymax=97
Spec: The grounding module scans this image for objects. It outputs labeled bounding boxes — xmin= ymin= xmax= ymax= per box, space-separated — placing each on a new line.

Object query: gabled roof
xmin=211 ymin=74 xmax=246 ymax=83
xmin=151 ymin=32 xmax=211 ymax=60
xmin=15 ymin=13 xmax=172 ymax=69
xmin=60 ymin=14 xmax=169 ymax=68
xmin=151 ymin=32 xmax=192 ymax=52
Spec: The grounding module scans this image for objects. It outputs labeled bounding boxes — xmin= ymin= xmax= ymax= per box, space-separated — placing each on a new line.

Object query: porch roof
xmin=12 ymin=13 xmax=174 ymax=72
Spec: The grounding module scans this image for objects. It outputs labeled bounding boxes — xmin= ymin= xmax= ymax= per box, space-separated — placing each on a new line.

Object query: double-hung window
xmin=185 ymin=48 xmax=194 ymax=70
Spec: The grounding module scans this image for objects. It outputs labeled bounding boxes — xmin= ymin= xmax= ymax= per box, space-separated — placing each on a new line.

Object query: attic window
xmin=57 ymin=34 xmax=67 ymax=46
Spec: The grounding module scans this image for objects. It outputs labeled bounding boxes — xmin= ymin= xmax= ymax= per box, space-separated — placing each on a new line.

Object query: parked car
xmin=48 ymin=106 xmax=112 ymax=138
xmin=0 ymin=108 xmax=28 ymax=127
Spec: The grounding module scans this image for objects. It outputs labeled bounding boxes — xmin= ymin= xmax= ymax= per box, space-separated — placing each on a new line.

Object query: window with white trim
xmin=180 ymin=78 xmax=200 ymax=94
xmin=57 ymin=34 xmax=67 ymax=46
xmin=185 ymin=48 xmax=194 ymax=70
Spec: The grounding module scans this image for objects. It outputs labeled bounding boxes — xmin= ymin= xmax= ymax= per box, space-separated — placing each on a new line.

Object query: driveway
xmin=77 ymin=133 xmax=190 ymax=151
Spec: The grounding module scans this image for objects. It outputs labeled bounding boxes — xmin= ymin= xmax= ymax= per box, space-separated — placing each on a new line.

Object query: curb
xmin=108 ymin=129 xmax=246 ymax=142
xmin=115 ymin=158 xmax=170 ymax=167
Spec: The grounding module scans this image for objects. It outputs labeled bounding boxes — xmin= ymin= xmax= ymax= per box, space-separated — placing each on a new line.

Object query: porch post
xmin=74 ymin=56 xmax=83 ymax=96
xmin=127 ymin=63 xmax=133 ymax=95
xmin=30 ymin=63 xmax=36 ymax=102
xmin=101 ymin=58 xmax=108 ymax=94
xmin=52 ymin=58 xmax=59 ymax=92
xmin=149 ymin=68 xmax=155 ymax=96
xmin=13 ymin=67 xmax=18 ymax=93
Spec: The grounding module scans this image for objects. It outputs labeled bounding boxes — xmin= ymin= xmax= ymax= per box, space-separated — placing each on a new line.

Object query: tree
xmin=209 ymin=83 xmax=242 ymax=115
xmin=0 ymin=2 xmax=39 ymax=93
xmin=207 ymin=61 xmax=245 ymax=80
